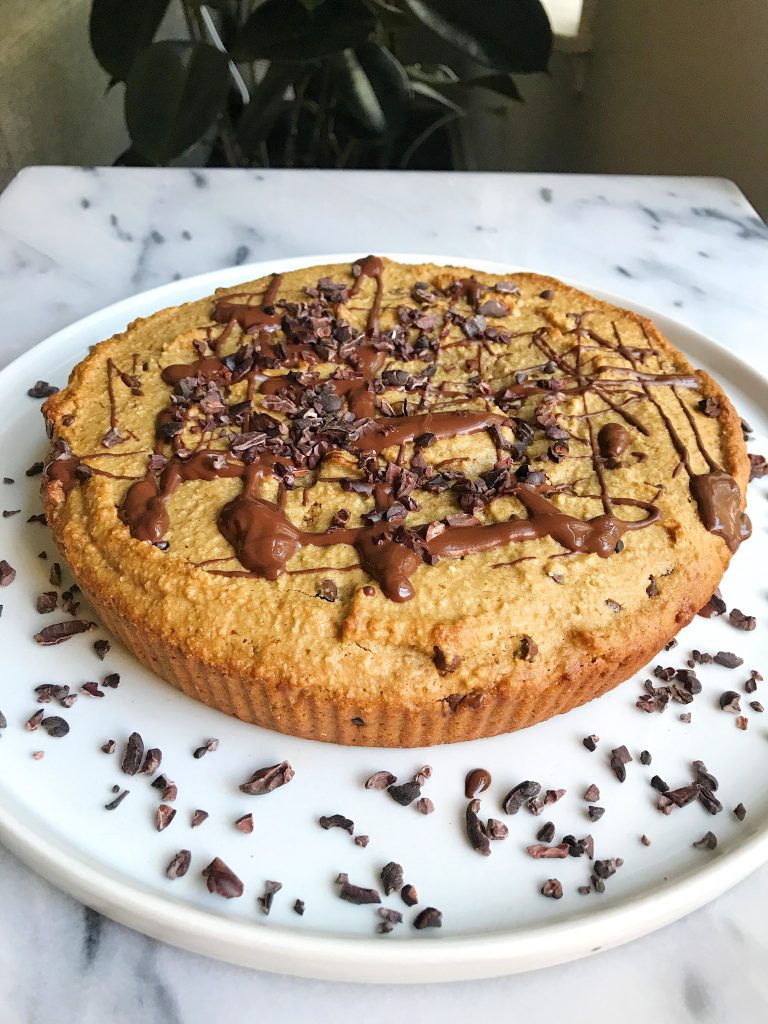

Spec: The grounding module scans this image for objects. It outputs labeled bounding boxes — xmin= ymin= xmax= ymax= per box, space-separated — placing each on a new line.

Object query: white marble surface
xmin=0 ymin=167 xmax=767 ymax=1022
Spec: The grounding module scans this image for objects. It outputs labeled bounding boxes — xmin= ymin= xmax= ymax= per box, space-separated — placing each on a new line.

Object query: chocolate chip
xmin=387 ymin=781 xmax=421 ymax=806
xmin=540 ymin=879 xmax=563 ymax=899
xmin=40 ymin=716 xmax=69 ymax=738
xmin=433 ymin=645 xmax=461 ymax=673
xmin=121 ymin=732 xmax=145 ymax=775
xmin=319 ymin=814 xmax=354 ymax=834
xmin=191 ymin=809 xmax=209 ymax=828
xmin=0 ymin=560 xmax=16 ymax=587
xmin=729 ymin=608 xmax=756 ymax=631
xmin=464 ymin=767 xmax=492 ymax=798
xmin=258 ymin=880 xmax=282 ymax=915
xmin=156 ymin=804 xmax=176 ymax=832
xmin=692 ymin=831 xmax=717 ymax=851
xmin=239 ymin=760 xmax=294 ymax=794
xmin=538 ymin=289 xmax=554 ymax=300
xmin=202 ymin=857 xmax=244 ymax=898
xmin=93 ymin=639 xmax=111 ymax=660
xmin=339 ymin=879 xmax=381 ymax=905
xmin=33 ymin=619 xmax=94 ymax=645
xmin=714 ymin=651 xmax=743 ymax=669
xmin=166 ymin=850 xmax=191 ymax=879
xmin=502 ymin=780 xmax=541 ymax=815
xmin=413 ymin=906 xmax=442 ymax=928
xmin=27 ymin=380 xmax=59 ymax=398
xmin=365 ymin=770 xmax=396 ymax=789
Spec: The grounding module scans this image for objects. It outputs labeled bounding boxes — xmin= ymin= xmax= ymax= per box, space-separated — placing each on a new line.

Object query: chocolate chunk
xmin=33 ymin=619 xmax=94 ymax=645
xmin=466 ymin=799 xmax=491 ymax=856
xmin=477 ymin=299 xmax=508 ymax=318
xmin=387 ymin=781 xmax=421 ymax=806
xmin=582 ymin=734 xmax=599 ymax=752
xmin=235 ymin=813 xmax=254 ymax=833
xmin=381 ymin=862 xmax=404 ymax=895
xmin=121 ymin=732 xmax=145 ymax=775
xmin=433 ymin=646 xmax=461 ymax=673
xmin=202 ymin=857 xmax=244 ymax=898
xmin=339 ymin=879 xmax=381 ymax=905
xmin=156 ymin=804 xmax=176 ymax=832
xmin=40 ymin=715 xmax=69 ymax=738
xmin=27 ymin=380 xmax=59 ymax=398
xmin=319 ymin=814 xmax=354 ymax=834
xmin=0 ymin=561 xmax=16 ymax=586
xmin=104 ymin=789 xmax=129 ymax=810
xmin=316 ymin=579 xmax=337 ymax=602
xmin=734 ymin=803 xmax=747 ymax=821
xmin=502 ymin=780 xmax=541 ymax=815
xmin=258 ymin=880 xmax=282 ymax=914
xmin=93 ymin=639 xmax=111 ymax=660
xmin=191 ymin=809 xmax=209 ymax=828
xmin=729 ymin=608 xmax=756 ymax=631
xmin=166 ymin=850 xmax=191 ymax=879
xmin=415 ymin=797 xmax=435 ymax=815
xmin=720 ymin=690 xmax=741 ymax=713
xmin=413 ymin=907 xmax=442 ymax=929
xmin=239 ymin=760 xmax=294 ymax=794
xmin=714 ymin=651 xmax=743 ymax=668
xmin=692 ymin=831 xmax=717 ymax=851
xmin=540 ymin=879 xmax=563 ymax=899
xmin=293 ymin=899 xmax=305 ymax=915
xmin=697 ymin=396 xmax=721 ymax=417
xmin=365 ymin=770 xmax=397 ymax=789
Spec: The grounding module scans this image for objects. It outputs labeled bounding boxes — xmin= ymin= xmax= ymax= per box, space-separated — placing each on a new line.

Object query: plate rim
xmin=1 ymin=251 xmax=766 ymax=983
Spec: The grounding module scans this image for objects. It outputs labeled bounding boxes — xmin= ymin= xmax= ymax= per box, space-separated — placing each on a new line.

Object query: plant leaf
xmin=410 ymin=81 xmax=463 ymax=114
xmin=234 ymin=0 xmax=375 ymax=62
xmin=457 ymin=73 xmax=523 ymax=103
xmin=404 ymin=63 xmax=460 ymax=86
xmin=125 ymin=41 xmax=231 ymax=165
xmin=336 ymin=43 xmax=411 ymax=138
xmin=89 ymin=0 xmax=171 ymax=82
xmin=237 ymin=63 xmax=299 ymax=156
xmin=403 ymin=0 xmax=552 ymax=72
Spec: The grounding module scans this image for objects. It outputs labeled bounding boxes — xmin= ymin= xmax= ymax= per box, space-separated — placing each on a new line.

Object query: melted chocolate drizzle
xmin=47 ymin=257 xmax=750 ymax=601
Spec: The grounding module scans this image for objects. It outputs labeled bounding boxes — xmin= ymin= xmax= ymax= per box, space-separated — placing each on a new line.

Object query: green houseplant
xmin=89 ymin=0 xmax=552 ymax=169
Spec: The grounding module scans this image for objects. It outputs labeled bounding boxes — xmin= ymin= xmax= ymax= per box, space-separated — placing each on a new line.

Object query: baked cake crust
xmin=41 ymin=259 xmax=751 ymax=746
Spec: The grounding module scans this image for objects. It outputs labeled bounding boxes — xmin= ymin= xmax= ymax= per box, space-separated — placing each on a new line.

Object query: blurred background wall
xmin=1 ymin=0 xmax=766 ymax=215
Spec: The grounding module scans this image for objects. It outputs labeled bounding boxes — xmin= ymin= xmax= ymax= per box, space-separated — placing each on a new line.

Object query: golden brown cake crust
xmin=41 ymin=259 xmax=751 ymax=746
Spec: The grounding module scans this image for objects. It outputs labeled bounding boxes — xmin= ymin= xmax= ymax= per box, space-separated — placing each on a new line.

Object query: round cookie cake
xmin=41 ymin=258 xmax=751 ymax=746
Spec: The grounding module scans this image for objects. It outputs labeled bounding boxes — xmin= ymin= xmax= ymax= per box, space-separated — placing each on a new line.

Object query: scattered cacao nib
xmin=40 ymin=716 xmax=69 ymax=738
xmin=27 ymin=380 xmax=59 ymax=398
xmin=692 ymin=831 xmax=717 ymax=851
xmin=378 ymin=907 xmax=404 ymax=933
xmin=593 ymin=857 xmax=624 ymax=881
xmin=666 ymin=784 xmax=699 ymax=807
xmin=81 ymin=682 xmax=104 ymax=698
xmin=502 ymin=780 xmax=541 ymax=815
xmin=26 ymin=462 xmax=44 ymax=477
xmin=156 ymin=803 xmax=176 ymax=832
xmin=748 ymin=453 xmax=768 ymax=480
xmin=609 ymin=745 xmax=633 ymax=782
xmin=750 ymin=701 xmax=764 ymax=713
xmin=2 ymin=509 xmax=19 ymax=518
xmin=354 ymin=835 xmax=369 ymax=847
xmin=121 ymin=732 xmax=145 ymax=775
xmin=191 ymin=809 xmax=209 ymax=828
xmin=745 ymin=678 xmax=757 ymax=693
xmin=714 ymin=651 xmax=743 ymax=669
xmin=319 ymin=814 xmax=354 ymax=834
xmin=33 ymin=620 xmax=94 ymax=645
xmin=101 ymin=739 xmax=115 ymax=754
xmin=543 ymin=788 xmax=566 ymax=806
xmin=487 ymin=818 xmax=508 ymax=840
xmin=93 ymin=639 xmax=111 ymax=660
xmin=25 ymin=709 xmax=44 ymax=731
xmin=577 ymin=885 xmax=592 ymax=895
xmin=27 ymin=512 xmax=47 ymax=524
xmin=388 ymin=781 xmax=421 ymax=806
xmin=365 ymin=770 xmax=396 ymax=790
xmin=541 ymin=879 xmax=563 ymax=899
xmin=316 ymin=579 xmax=337 ymax=602
xmin=698 ymin=590 xmax=726 ymax=618
xmin=433 ymin=646 xmax=461 ymax=673
xmin=641 ymin=834 xmax=651 ymax=846
xmin=339 ymin=878 xmax=381 ymax=905
xmin=31 ymin=751 xmax=44 ymax=760
xmin=413 ymin=765 xmax=432 ymax=786
xmin=104 ymin=789 xmax=129 ymax=811
xmin=0 ymin=710 xmax=5 ymax=730
xmin=651 ymin=775 xmax=669 ymax=792
xmin=293 ymin=899 xmax=305 ymax=915
xmin=605 ymin=598 xmax=621 ymax=613
xmin=193 ymin=737 xmax=219 ymax=758
xmin=103 ymin=672 xmax=120 ymax=688
xmin=640 ymin=750 xmax=652 ymax=766
xmin=527 ymin=843 xmax=569 ymax=859
xmin=0 ymin=560 xmax=16 ymax=586
xmin=582 ymin=735 xmax=599 ymax=752
xmin=466 ymin=799 xmax=491 ymax=856
xmin=537 ymin=821 xmax=556 ymax=843
xmin=258 ymin=880 xmax=283 ymax=915
xmin=588 ymin=806 xmax=605 ymax=822
xmin=734 ymin=803 xmax=747 ymax=821
xmin=381 ymin=862 xmax=404 ymax=895
xmin=49 ymin=562 xmax=62 ymax=587
xmin=680 ymin=712 xmax=692 ymax=723
xmin=720 ymin=691 xmax=742 ymax=713
xmin=729 ymin=608 xmax=756 ymax=631
xmin=736 ymin=715 xmax=748 ymax=731
xmin=415 ymin=797 xmax=435 ymax=815
xmin=583 ymin=784 xmax=600 ymax=802
xmin=2 ymin=478 xmax=10 ymax=485
xmin=239 ymin=760 xmax=294 ymax=795
xmin=401 ymin=884 xmax=418 ymax=907
xmin=203 ymin=857 xmax=244 ymax=898
xmin=413 ymin=907 xmax=442 ymax=929
xmin=166 ymin=850 xmax=192 ymax=880
xmin=138 ymin=748 xmax=161 ymax=775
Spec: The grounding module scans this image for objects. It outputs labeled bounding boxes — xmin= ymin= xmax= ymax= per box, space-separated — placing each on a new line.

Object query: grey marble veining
xmin=0 ymin=168 xmax=767 ymax=1023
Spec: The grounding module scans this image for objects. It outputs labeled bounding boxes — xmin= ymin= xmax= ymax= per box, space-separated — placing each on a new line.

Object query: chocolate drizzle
xmin=48 ymin=257 xmax=751 ymax=602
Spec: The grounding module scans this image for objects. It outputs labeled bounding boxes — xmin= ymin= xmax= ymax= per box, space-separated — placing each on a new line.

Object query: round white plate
xmin=0 ymin=254 xmax=766 ymax=983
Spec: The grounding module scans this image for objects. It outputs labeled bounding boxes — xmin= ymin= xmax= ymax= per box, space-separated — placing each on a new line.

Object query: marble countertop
xmin=1 ymin=167 xmax=767 ymax=1022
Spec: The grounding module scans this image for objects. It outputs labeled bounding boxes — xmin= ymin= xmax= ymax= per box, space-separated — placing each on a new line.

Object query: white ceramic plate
xmin=0 ymin=254 xmax=766 ymax=983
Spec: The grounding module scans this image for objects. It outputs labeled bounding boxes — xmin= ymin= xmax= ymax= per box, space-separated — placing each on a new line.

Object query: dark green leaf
xmin=125 ymin=42 xmax=231 ymax=165
xmin=237 ymin=63 xmax=299 ymax=156
xmin=89 ymin=0 xmax=171 ymax=82
xmin=336 ymin=43 xmax=411 ymax=138
xmin=403 ymin=0 xmax=552 ymax=72
xmin=234 ymin=0 xmax=375 ymax=62
xmin=457 ymin=73 xmax=523 ymax=103
xmin=404 ymin=63 xmax=459 ymax=86
xmin=410 ymin=81 xmax=463 ymax=113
